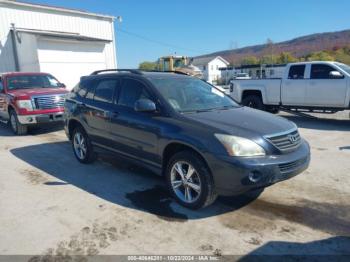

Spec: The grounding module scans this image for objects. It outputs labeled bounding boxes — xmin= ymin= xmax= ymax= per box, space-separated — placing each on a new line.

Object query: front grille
xmin=279 ymin=157 xmax=308 ymax=174
xmin=33 ymin=94 xmax=65 ymax=110
xmin=265 ymin=129 xmax=301 ymax=152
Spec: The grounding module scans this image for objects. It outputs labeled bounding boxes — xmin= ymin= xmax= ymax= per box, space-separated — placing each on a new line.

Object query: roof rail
xmin=90 ymin=69 xmax=143 ymax=75
xmin=142 ymin=70 xmax=190 ymax=76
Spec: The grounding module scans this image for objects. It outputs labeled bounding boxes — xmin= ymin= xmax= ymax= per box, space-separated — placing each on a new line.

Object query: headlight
xmin=215 ymin=134 xmax=265 ymax=157
xmin=17 ymin=100 xmax=34 ymax=111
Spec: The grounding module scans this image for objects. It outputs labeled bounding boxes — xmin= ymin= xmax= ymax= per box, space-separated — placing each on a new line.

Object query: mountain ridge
xmin=196 ymin=29 xmax=350 ymax=64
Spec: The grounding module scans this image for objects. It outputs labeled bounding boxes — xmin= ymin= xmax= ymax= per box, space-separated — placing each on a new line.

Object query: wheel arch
xmin=67 ymin=119 xmax=85 ymax=140
xmin=161 ymin=141 xmax=211 ymax=176
xmin=242 ymin=89 xmax=264 ymax=102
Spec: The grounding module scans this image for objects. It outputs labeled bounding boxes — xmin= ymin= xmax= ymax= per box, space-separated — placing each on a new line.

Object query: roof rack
xmin=90 ymin=69 xmax=143 ymax=75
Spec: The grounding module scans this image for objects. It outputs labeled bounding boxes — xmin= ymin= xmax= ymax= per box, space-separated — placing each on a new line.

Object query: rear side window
xmin=118 ymin=79 xmax=151 ymax=108
xmin=288 ymin=65 xmax=305 ymax=79
xmin=0 ymin=78 xmax=3 ymax=91
xmin=311 ymin=64 xmax=336 ymax=79
xmin=93 ymin=79 xmax=118 ymax=103
xmin=74 ymin=80 xmax=90 ymax=97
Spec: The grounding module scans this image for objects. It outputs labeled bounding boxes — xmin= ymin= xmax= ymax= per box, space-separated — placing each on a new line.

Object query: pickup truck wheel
xmin=166 ymin=151 xmax=217 ymax=209
xmin=9 ymin=110 xmax=28 ymax=135
xmin=242 ymin=95 xmax=265 ymax=111
xmin=72 ymin=126 xmax=95 ymax=164
xmin=266 ymin=106 xmax=280 ymax=114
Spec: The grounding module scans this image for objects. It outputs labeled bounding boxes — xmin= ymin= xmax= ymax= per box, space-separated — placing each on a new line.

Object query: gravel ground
xmin=0 ymin=111 xmax=349 ymax=260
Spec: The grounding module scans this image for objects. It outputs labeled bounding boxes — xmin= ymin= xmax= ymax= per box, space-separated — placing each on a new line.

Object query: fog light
xmin=27 ymin=117 xmax=33 ymax=123
xmin=248 ymin=171 xmax=262 ymax=183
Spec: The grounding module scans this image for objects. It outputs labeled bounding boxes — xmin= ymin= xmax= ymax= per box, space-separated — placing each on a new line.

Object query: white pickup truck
xmin=230 ymin=61 xmax=350 ymax=113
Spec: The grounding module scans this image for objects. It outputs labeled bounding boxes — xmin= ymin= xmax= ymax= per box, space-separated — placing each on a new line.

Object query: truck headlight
xmin=215 ymin=134 xmax=266 ymax=157
xmin=17 ymin=100 xmax=34 ymax=111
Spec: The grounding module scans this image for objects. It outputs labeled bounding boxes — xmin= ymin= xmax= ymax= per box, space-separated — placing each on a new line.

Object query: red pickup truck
xmin=0 ymin=72 xmax=68 ymax=135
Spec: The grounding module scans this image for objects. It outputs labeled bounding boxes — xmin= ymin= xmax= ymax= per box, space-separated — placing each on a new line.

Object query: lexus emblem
xmin=288 ymin=134 xmax=298 ymax=143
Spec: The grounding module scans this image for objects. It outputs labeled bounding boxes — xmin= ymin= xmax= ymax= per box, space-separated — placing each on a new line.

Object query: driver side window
xmin=118 ymin=79 xmax=151 ymax=108
xmin=311 ymin=64 xmax=340 ymax=79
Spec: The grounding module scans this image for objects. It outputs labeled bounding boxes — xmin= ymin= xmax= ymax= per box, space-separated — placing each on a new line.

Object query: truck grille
xmin=265 ymin=129 xmax=301 ymax=152
xmin=33 ymin=95 xmax=65 ymax=110
xmin=279 ymin=157 xmax=308 ymax=174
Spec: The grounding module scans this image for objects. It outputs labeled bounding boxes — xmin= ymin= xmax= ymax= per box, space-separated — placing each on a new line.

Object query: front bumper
xmin=208 ymin=140 xmax=311 ymax=196
xmin=17 ymin=113 xmax=64 ymax=125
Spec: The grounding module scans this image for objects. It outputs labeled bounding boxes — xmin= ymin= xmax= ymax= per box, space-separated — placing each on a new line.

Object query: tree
xmin=138 ymin=61 xmax=158 ymax=71
xmin=262 ymin=38 xmax=276 ymax=65
xmin=240 ymin=56 xmax=259 ymax=65
xmin=334 ymin=47 xmax=350 ymax=65
xmin=277 ymin=52 xmax=298 ymax=64
xmin=259 ymin=54 xmax=279 ymax=65
xmin=305 ymin=51 xmax=335 ymax=61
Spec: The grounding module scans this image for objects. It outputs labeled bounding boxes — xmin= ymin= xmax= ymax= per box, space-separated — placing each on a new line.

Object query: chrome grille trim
xmin=32 ymin=94 xmax=65 ymax=110
xmin=264 ymin=128 xmax=302 ymax=152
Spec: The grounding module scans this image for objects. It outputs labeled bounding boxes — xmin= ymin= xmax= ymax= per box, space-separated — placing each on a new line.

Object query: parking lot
xmin=0 ymin=112 xmax=350 ymax=258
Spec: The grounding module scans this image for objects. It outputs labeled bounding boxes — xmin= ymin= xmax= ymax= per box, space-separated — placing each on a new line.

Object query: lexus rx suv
xmin=64 ymin=69 xmax=310 ymax=209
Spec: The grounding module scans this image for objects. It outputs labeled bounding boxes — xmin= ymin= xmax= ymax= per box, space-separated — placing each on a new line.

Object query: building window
xmin=270 ymin=69 xmax=275 ymax=76
xmin=211 ymin=65 xmax=214 ymax=70
xmin=203 ymin=65 xmax=206 ymax=70
xmin=216 ymin=65 xmax=219 ymax=70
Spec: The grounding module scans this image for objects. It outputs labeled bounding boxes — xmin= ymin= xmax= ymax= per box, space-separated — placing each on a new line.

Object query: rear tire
xmin=242 ymin=95 xmax=265 ymax=111
xmin=71 ymin=126 xmax=96 ymax=164
xmin=9 ymin=110 xmax=28 ymax=135
xmin=165 ymin=150 xmax=217 ymax=209
xmin=266 ymin=106 xmax=280 ymax=114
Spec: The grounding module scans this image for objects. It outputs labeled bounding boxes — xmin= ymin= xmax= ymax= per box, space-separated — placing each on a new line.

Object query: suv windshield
xmin=7 ymin=75 xmax=62 ymax=90
xmin=335 ymin=62 xmax=350 ymax=75
xmin=149 ymin=76 xmax=239 ymax=113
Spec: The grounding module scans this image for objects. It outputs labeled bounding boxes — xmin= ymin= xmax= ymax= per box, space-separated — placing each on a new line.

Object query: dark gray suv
xmin=64 ymin=69 xmax=310 ymax=209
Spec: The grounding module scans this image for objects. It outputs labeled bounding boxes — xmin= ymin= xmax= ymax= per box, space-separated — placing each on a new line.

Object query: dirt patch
xmin=220 ymin=198 xmax=350 ymax=236
xmin=125 ymin=185 xmax=188 ymax=222
xmin=21 ymin=169 xmax=48 ymax=185
xmin=29 ymin=222 xmax=122 ymax=261
xmin=1 ymin=145 xmax=10 ymax=150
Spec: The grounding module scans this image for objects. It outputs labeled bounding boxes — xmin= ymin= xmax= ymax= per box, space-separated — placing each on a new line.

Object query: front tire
xmin=9 ymin=110 xmax=28 ymax=135
xmin=242 ymin=95 xmax=265 ymax=111
xmin=166 ymin=151 xmax=217 ymax=209
xmin=72 ymin=126 xmax=95 ymax=164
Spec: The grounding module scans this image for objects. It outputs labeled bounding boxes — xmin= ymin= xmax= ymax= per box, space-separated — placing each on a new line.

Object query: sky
xmin=28 ymin=0 xmax=350 ymax=68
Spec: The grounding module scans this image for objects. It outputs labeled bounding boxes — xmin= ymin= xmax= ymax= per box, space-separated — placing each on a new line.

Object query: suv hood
xmin=183 ymin=107 xmax=296 ymax=138
xmin=7 ymin=88 xmax=68 ymax=98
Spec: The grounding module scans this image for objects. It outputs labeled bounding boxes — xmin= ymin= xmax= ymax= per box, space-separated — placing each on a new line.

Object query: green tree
xmin=259 ymin=54 xmax=279 ymax=65
xmin=305 ymin=51 xmax=335 ymax=61
xmin=240 ymin=56 xmax=259 ymax=65
xmin=138 ymin=61 xmax=158 ymax=71
xmin=334 ymin=47 xmax=350 ymax=65
xmin=277 ymin=52 xmax=298 ymax=64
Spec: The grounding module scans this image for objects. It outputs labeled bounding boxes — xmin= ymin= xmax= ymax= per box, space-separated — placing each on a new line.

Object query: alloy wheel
xmin=73 ymin=132 xmax=87 ymax=160
xmin=170 ymin=161 xmax=202 ymax=204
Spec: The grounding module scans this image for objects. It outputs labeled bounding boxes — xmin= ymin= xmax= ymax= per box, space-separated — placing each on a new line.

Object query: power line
xmin=117 ymin=28 xmax=206 ymax=54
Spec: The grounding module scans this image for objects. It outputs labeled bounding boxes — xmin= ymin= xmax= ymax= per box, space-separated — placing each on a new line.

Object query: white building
xmin=235 ymin=64 xmax=286 ymax=79
xmin=0 ymin=0 xmax=117 ymax=89
xmin=192 ymin=56 xmax=229 ymax=84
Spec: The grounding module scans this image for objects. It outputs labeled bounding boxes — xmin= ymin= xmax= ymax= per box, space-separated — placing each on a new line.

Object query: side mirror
xmin=329 ymin=71 xmax=343 ymax=79
xmin=58 ymin=83 xmax=66 ymax=88
xmin=134 ymin=98 xmax=157 ymax=112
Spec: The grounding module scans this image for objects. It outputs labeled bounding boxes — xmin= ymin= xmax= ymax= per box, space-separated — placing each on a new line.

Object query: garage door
xmin=37 ymin=39 xmax=107 ymax=90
